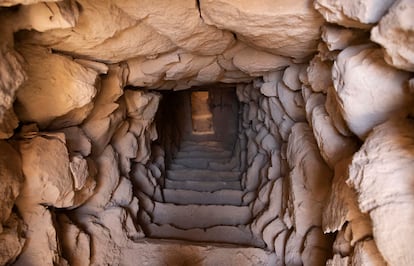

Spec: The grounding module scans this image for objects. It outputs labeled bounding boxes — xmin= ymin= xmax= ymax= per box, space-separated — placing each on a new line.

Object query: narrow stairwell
xmin=139 ymin=139 xmax=265 ymax=247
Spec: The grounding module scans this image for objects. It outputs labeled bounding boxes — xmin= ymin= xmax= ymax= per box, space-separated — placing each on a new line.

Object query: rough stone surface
xmin=315 ymin=0 xmax=395 ymax=28
xmin=15 ymin=45 xmax=98 ymax=128
xmin=371 ymin=0 xmax=414 ymax=72
xmin=201 ymin=0 xmax=324 ymax=59
xmin=332 ymin=45 xmax=413 ymax=139
xmin=348 ymin=119 xmax=414 ymax=265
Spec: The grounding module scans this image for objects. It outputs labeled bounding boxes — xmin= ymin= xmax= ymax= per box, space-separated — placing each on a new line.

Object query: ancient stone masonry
xmin=0 ymin=0 xmax=413 ymax=265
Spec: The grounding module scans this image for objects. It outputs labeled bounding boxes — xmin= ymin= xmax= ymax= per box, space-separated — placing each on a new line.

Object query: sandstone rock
xmin=0 ymin=35 xmax=26 ymax=122
xmin=165 ymin=53 xmax=216 ymax=80
xmin=348 ymin=119 xmax=414 ymax=265
xmin=13 ymin=205 xmax=58 ymax=265
xmin=314 ymin=0 xmax=395 ymax=29
xmin=323 ymin=158 xmax=372 ymax=245
xmin=109 ymin=177 xmax=133 ymax=207
xmin=351 ymin=240 xmax=386 ymax=266
xmin=277 ymin=82 xmax=306 ymax=122
xmin=201 ymin=0 xmax=324 ymax=59
xmin=274 ymin=229 xmax=288 ymax=263
xmin=332 ymin=45 xmax=413 ymax=139
xmin=82 ymin=67 xmax=126 ymax=156
xmin=287 ymin=123 xmax=332 ymax=236
xmin=285 ymin=231 xmax=303 ymax=266
xmin=69 ymin=155 xmax=89 ymax=191
xmin=233 ymin=46 xmax=291 ymax=76
xmin=307 ymin=54 xmax=333 ymax=93
xmin=15 ymin=45 xmax=98 ymax=128
xmin=116 ymin=0 xmax=235 ymax=55
xmin=74 ymin=59 xmax=109 ymax=74
xmin=125 ymin=90 xmax=160 ymax=121
xmin=111 ymin=121 xmax=138 ymax=175
xmin=17 ymin=134 xmax=74 ymax=208
xmin=283 ymin=64 xmax=304 ymax=91
xmin=0 ymin=0 xmax=59 ymax=7
xmin=304 ymin=91 xmax=326 ymax=126
xmin=17 ymin=0 xmax=79 ymax=32
xmin=326 ymin=255 xmax=349 ymax=266
xmin=332 ymin=226 xmax=351 ymax=256
xmin=311 ymin=105 xmax=358 ymax=168
xmin=58 ymin=214 xmax=91 ymax=266
xmin=60 ymin=126 xmax=92 ymax=157
xmin=195 ymin=61 xmax=223 ymax=83
xmin=260 ymin=82 xmax=277 ymax=97
xmin=371 ymin=0 xmax=414 ymax=72
xmin=0 ymin=106 xmax=18 ymax=140
xmin=301 ymin=227 xmax=332 ymax=266
xmin=0 ymin=214 xmax=25 ymax=265
xmin=76 ymin=146 xmax=120 ymax=214
xmin=325 ymin=86 xmax=352 ymax=137
xmin=21 ymin=0 xmax=177 ymax=62
xmin=322 ymin=25 xmax=369 ymax=51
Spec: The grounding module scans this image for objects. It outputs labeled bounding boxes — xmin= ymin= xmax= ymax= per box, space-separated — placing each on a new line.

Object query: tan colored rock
xmin=323 ymin=158 xmax=372 ymax=245
xmin=23 ymin=0 xmax=176 ymax=62
xmin=82 ymin=67 xmax=126 ymax=156
xmin=58 ymin=214 xmax=91 ymax=266
xmin=283 ymin=64 xmax=305 ymax=91
xmin=60 ymin=126 xmax=92 ymax=157
xmin=13 ymin=205 xmax=58 ymax=265
xmin=0 ymin=141 xmax=22 ymax=226
xmin=201 ymin=0 xmax=324 ymax=59
xmin=322 ymin=25 xmax=369 ymax=51
xmin=307 ymin=54 xmax=333 ymax=93
xmin=17 ymin=0 xmax=79 ymax=32
xmin=301 ymin=227 xmax=332 ymax=266
xmin=287 ymin=123 xmax=332 ymax=237
xmin=15 ymin=45 xmax=98 ymax=128
xmin=165 ymin=53 xmax=216 ymax=80
xmin=351 ymin=240 xmax=386 ymax=266
xmin=315 ymin=0 xmax=395 ymax=29
xmin=0 ymin=107 xmax=18 ymax=139
xmin=371 ymin=0 xmax=414 ymax=72
xmin=17 ymin=134 xmax=74 ymax=208
xmin=115 ymin=0 xmax=235 ymax=55
xmin=0 ymin=34 xmax=26 ymax=122
xmin=0 ymin=214 xmax=25 ymax=265
xmin=326 ymin=255 xmax=349 ymax=266
xmin=348 ymin=119 xmax=414 ymax=265
xmin=325 ymin=86 xmax=353 ymax=137
xmin=76 ymin=146 xmax=120 ymax=214
xmin=277 ymin=82 xmax=306 ymax=122
xmin=332 ymin=45 xmax=413 ymax=139
xmin=311 ymin=105 xmax=358 ymax=168
xmin=195 ymin=61 xmax=224 ymax=83
xmin=0 ymin=0 xmax=59 ymax=7
xmin=233 ymin=46 xmax=291 ymax=76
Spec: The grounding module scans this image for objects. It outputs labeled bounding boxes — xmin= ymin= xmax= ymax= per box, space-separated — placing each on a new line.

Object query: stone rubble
xmin=0 ymin=0 xmax=412 ymax=265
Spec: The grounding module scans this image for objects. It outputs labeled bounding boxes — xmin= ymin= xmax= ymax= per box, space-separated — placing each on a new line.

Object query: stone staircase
xmin=139 ymin=140 xmax=264 ymax=247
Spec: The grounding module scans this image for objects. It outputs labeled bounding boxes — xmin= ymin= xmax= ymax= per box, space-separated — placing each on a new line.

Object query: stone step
xmin=169 ymin=157 xmax=230 ymax=169
xmin=164 ymin=179 xmax=242 ymax=192
xmin=167 ymin=169 xmax=240 ymax=182
xmin=143 ymin=223 xmax=266 ymax=249
xmin=174 ymin=149 xmax=232 ymax=159
xmin=180 ymin=141 xmax=233 ymax=152
xmin=151 ymin=202 xmax=251 ymax=229
xmin=163 ymin=188 xmax=245 ymax=206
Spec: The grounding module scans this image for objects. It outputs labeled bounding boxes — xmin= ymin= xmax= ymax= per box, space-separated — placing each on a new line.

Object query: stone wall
xmin=0 ymin=0 xmax=413 ymax=265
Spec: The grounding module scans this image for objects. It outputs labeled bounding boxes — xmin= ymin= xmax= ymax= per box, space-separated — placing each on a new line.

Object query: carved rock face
xmin=0 ymin=0 xmax=413 ymax=265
